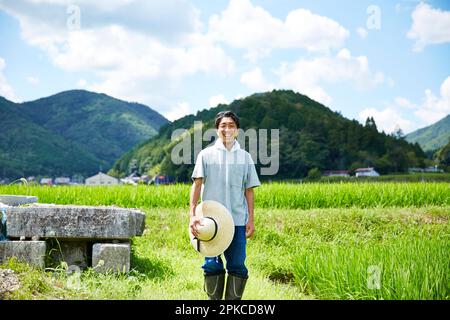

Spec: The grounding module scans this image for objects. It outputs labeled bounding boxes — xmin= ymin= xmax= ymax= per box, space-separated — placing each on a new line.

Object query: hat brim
xmin=189 ymin=200 xmax=235 ymax=257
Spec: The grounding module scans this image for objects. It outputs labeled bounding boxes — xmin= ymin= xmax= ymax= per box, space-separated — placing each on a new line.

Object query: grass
xmin=1 ymin=204 xmax=448 ymax=300
xmin=1 ymin=182 xmax=449 ymax=209
xmin=292 ymin=238 xmax=448 ymax=300
xmin=317 ymin=173 xmax=450 ymax=183
xmin=252 ymin=206 xmax=449 ymax=300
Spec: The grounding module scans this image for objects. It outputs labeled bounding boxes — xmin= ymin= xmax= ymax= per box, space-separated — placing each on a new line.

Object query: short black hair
xmin=215 ymin=111 xmax=240 ymax=129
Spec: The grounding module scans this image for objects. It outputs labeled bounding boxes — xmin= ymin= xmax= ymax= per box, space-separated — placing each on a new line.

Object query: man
xmin=189 ymin=110 xmax=261 ymax=300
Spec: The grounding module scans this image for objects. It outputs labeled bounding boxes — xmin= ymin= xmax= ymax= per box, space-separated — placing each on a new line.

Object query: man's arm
xmin=245 ymin=187 xmax=255 ymax=238
xmin=189 ymin=178 xmax=203 ymax=237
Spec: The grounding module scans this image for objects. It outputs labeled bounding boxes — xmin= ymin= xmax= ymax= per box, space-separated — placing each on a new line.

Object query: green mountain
xmin=405 ymin=114 xmax=450 ymax=153
xmin=0 ymin=90 xmax=169 ymax=179
xmin=110 ymin=90 xmax=427 ymax=181
xmin=434 ymin=140 xmax=450 ymax=172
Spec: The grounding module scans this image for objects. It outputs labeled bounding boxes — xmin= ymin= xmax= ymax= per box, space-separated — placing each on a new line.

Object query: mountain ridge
xmin=405 ymin=114 xmax=450 ymax=153
xmin=0 ymin=90 xmax=169 ymax=179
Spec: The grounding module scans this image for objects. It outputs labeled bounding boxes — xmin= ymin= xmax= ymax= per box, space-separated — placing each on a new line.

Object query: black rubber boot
xmin=225 ymin=273 xmax=248 ymax=300
xmin=204 ymin=272 xmax=225 ymax=300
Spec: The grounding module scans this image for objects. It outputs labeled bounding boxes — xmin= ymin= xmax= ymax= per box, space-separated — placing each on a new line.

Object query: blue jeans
xmin=202 ymin=226 xmax=248 ymax=278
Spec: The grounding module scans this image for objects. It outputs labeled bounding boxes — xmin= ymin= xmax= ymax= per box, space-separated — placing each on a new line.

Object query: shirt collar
xmin=214 ymin=138 xmax=241 ymax=152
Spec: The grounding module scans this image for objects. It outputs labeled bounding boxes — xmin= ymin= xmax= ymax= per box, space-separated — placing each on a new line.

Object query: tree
xmin=435 ymin=140 xmax=450 ymax=171
xmin=365 ymin=117 xmax=377 ymax=131
xmin=307 ymin=168 xmax=322 ymax=181
xmin=392 ymin=126 xmax=404 ymax=140
xmin=128 ymin=158 xmax=138 ymax=175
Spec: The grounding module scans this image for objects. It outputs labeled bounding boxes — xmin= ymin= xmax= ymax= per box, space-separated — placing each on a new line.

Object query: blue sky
xmin=0 ymin=0 xmax=449 ymax=134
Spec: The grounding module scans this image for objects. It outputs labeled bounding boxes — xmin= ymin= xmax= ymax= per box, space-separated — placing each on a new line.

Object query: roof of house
xmin=86 ymin=172 xmax=117 ymax=180
xmin=355 ymin=167 xmax=377 ymax=172
xmin=55 ymin=177 xmax=70 ymax=181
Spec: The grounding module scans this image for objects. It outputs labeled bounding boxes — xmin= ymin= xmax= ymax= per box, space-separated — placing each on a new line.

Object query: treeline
xmin=110 ymin=90 xmax=429 ymax=181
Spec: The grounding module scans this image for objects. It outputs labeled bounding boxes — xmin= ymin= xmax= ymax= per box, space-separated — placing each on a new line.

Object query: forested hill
xmin=110 ymin=90 xmax=427 ymax=181
xmin=0 ymin=90 xmax=169 ymax=179
xmin=405 ymin=114 xmax=450 ymax=153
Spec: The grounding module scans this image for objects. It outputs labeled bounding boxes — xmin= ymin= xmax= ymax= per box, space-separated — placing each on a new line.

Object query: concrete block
xmin=5 ymin=205 xmax=145 ymax=240
xmin=92 ymin=243 xmax=130 ymax=273
xmin=0 ymin=195 xmax=38 ymax=207
xmin=0 ymin=241 xmax=46 ymax=268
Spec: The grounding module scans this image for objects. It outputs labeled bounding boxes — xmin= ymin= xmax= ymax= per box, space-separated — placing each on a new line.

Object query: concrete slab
xmin=5 ymin=205 xmax=145 ymax=240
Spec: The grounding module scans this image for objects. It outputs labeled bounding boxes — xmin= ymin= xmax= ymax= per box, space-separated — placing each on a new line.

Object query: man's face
xmin=217 ymin=117 xmax=238 ymax=144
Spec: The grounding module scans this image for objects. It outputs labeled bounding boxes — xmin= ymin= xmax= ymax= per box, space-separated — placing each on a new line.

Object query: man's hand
xmin=189 ymin=178 xmax=203 ymax=238
xmin=245 ymin=220 xmax=255 ymax=239
xmin=244 ymin=187 xmax=255 ymax=239
xmin=189 ymin=215 xmax=202 ymax=238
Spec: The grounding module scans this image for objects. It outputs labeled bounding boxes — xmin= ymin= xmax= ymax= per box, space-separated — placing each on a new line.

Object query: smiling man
xmin=189 ymin=110 xmax=261 ymax=300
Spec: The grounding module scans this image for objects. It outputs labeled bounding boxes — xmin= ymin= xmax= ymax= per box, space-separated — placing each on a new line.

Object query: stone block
xmin=0 ymin=195 xmax=38 ymax=207
xmin=5 ymin=205 xmax=145 ymax=240
xmin=92 ymin=243 xmax=130 ymax=273
xmin=0 ymin=241 xmax=46 ymax=268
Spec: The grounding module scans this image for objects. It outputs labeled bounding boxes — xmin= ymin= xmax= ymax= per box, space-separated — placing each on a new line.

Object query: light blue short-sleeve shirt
xmin=191 ymin=139 xmax=261 ymax=226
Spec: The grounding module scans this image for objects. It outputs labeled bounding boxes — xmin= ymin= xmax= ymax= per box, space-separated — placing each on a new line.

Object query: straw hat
xmin=189 ymin=200 xmax=235 ymax=257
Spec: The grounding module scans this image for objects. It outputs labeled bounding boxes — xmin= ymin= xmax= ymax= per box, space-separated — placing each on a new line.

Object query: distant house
xmin=120 ymin=172 xmax=141 ymax=185
xmin=54 ymin=177 xmax=71 ymax=185
xmin=424 ymin=166 xmax=444 ymax=173
xmin=40 ymin=178 xmax=53 ymax=185
xmin=408 ymin=166 xmax=444 ymax=173
xmin=355 ymin=167 xmax=380 ymax=177
xmin=85 ymin=172 xmax=119 ymax=185
xmin=153 ymin=174 xmax=175 ymax=185
xmin=323 ymin=170 xmax=350 ymax=177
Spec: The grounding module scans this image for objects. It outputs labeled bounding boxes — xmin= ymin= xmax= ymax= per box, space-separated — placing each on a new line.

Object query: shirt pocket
xmin=229 ymin=165 xmax=245 ymax=188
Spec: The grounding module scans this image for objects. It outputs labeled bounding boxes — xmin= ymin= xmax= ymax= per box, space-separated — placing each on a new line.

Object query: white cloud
xmin=413 ymin=76 xmax=450 ymax=124
xmin=359 ymin=76 xmax=450 ymax=134
xmin=26 ymin=76 xmax=40 ymax=84
xmin=76 ymin=79 xmax=87 ymax=87
xmin=356 ymin=27 xmax=368 ymax=39
xmin=237 ymin=49 xmax=386 ymax=106
xmin=208 ymin=0 xmax=349 ymax=61
xmin=0 ymin=0 xmax=202 ymax=44
xmin=407 ymin=2 xmax=450 ymax=51
xmin=0 ymin=0 xmax=235 ymax=115
xmin=0 ymin=57 xmax=19 ymax=102
xmin=209 ymin=94 xmax=229 ymax=108
xmin=274 ymin=48 xmax=385 ymax=105
xmin=240 ymin=67 xmax=273 ymax=91
xmin=47 ymin=25 xmax=234 ymax=77
xmin=164 ymin=102 xmax=195 ymax=121
xmin=359 ymin=107 xmax=414 ymax=134
xmin=394 ymin=97 xmax=417 ymax=109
